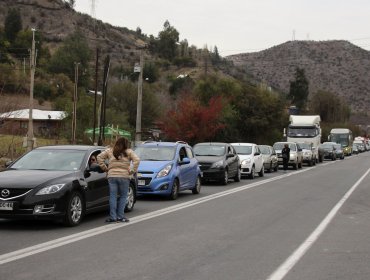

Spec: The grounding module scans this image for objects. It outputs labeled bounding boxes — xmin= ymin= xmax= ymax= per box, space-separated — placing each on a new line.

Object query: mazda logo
xmin=1 ymin=189 xmax=10 ymax=198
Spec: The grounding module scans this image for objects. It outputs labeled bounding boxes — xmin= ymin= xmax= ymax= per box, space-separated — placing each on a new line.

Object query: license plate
xmin=138 ymin=180 xmax=146 ymax=186
xmin=0 ymin=202 xmax=13 ymax=211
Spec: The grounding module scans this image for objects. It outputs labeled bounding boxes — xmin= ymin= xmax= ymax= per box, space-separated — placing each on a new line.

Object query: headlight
xmin=241 ymin=159 xmax=251 ymax=165
xmin=211 ymin=160 xmax=224 ymax=168
xmin=157 ymin=164 xmax=172 ymax=178
xmin=36 ymin=184 xmax=66 ymax=195
xmin=290 ymin=152 xmax=296 ymax=159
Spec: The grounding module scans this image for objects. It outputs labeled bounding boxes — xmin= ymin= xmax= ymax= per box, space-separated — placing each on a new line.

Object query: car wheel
xmin=298 ymin=160 xmax=302 ymax=168
xmin=125 ymin=183 xmax=135 ymax=212
xmin=258 ymin=165 xmax=264 ymax=177
xmin=234 ymin=167 xmax=241 ymax=182
xmin=169 ymin=179 xmax=179 ymax=200
xmin=294 ymin=162 xmax=298 ymax=170
xmin=221 ymin=170 xmax=229 ymax=185
xmin=249 ymin=166 xmax=255 ymax=179
xmin=192 ymin=176 xmax=201 ymax=194
xmin=274 ymin=163 xmax=278 ymax=172
xmin=268 ymin=162 xmax=273 ymax=173
xmin=63 ymin=191 xmax=84 ymax=227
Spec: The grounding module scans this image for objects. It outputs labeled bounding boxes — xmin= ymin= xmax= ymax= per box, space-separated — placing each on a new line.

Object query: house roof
xmin=0 ymin=109 xmax=66 ymax=120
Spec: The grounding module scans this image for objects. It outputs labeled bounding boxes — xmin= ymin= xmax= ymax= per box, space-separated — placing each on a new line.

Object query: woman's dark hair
xmin=113 ymin=137 xmax=129 ymax=159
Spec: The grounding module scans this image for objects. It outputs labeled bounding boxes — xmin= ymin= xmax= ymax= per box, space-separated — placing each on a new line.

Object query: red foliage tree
xmin=158 ymin=95 xmax=225 ymax=144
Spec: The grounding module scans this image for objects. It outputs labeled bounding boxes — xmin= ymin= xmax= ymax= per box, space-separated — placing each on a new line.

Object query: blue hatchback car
xmin=134 ymin=141 xmax=202 ymax=199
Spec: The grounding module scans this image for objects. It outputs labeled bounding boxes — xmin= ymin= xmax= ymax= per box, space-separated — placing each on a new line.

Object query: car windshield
xmin=320 ymin=143 xmax=333 ymax=149
xmin=10 ymin=149 xmax=86 ymax=171
xmin=193 ymin=144 xmax=226 ymax=156
xmin=258 ymin=146 xmax=270 ymax=155
xmin=334 ymin=144 xmax=342 ymax=150
xmin=298 ymin=143 xmax=311 ymax=150
xmin=134 ymin=146 xmax=175 ymax=161
xmin=233 ymin=145 xmax=252 ymax=155
xmin=273 ymin=143 xmax=297 ymax=151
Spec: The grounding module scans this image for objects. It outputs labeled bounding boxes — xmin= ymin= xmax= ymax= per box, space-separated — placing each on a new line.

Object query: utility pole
xmin=92 ymin=48 xmax=99 ymax=145
xmin=98 ymin=55 xmax=110 ymax=146
xmin=135 ymin=49 xmax=144 ymax=146
xmin=71 ymin=62 xmax=80 ymax=144
xmin=27 ymin=28 xmax=36 ymax=152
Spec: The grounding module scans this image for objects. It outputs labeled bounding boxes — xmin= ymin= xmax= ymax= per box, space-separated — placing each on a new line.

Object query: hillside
xmin=226 ymin=40 xmax=370 ymax=117
xmin=0 ymin=0 xmax=147 ymax=67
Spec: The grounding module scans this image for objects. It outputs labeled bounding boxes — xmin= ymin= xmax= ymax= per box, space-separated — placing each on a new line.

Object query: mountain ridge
xmin=226 ymin=40 xmax=370 ymax=118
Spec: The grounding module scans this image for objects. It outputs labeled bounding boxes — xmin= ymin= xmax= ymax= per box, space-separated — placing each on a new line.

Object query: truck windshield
xmin=288 ymin=127 xmax=317 ymax=137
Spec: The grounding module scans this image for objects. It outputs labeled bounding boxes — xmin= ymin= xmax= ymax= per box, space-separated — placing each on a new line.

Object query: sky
xmin=74 ymin=0 xmax=370 ymax=56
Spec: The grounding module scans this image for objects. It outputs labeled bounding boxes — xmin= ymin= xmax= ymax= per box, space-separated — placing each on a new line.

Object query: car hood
xmin=237 ymin=154 xmax=252 ymax=161
xmin=0 ymin=169 xmax=77 ymax=189
xmin=138 ymin=160 xmax=173 ymax=172
xmin=261 ymin=154 xmax=270 ymax=160
xmin=195 ymin=155 xmax=224 ymax=163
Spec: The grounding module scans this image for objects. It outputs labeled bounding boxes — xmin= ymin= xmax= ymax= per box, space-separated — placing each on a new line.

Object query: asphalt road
xmin=1 ymin=152 xmax=370 ymax=280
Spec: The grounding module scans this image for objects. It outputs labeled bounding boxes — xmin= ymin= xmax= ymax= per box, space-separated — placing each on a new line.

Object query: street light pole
xmin=27 ymin=28 xmax=36 ymax=151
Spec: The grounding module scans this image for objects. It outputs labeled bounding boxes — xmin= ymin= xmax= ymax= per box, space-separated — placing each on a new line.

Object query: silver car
xmin=273 ymin=142 xmax=303 ymax=170
xmin=258 ymin=145 xmax=278 ymax=172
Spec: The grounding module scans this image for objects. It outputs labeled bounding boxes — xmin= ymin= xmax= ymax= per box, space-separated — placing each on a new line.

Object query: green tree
xmin=107 ymin=81 xmax=161 ymax=131
xmin=4 ymin=8 xmax=22 ymax=43
xmin=288 ymin=67 xmax=309 ymax=112
xmin=48 ymin=30 xmax=91 ymax=88
xmin=154 ymin=20 xmax=180 ymax=61
xmin=309 ymin=90 xmax=351 ymax=123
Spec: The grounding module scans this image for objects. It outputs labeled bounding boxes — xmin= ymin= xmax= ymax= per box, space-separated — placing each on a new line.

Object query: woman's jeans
xmin=108 ymin=177 xmax=130 ymax=220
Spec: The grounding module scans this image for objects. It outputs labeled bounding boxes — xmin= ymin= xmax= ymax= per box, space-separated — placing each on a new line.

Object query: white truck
xmin=286 ymin=115 xmax=321 ymax=163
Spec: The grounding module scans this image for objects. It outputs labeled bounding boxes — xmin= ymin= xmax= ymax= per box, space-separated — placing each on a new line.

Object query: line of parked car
xmin=1 ymin=138 xmax=363 ymax=227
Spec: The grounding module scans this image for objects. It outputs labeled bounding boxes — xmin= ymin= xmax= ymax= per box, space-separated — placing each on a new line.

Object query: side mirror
xmin=254 ymin=152 xmax=260 ymax=156
xmin=226 ymin=153 xmax=234 ymax=158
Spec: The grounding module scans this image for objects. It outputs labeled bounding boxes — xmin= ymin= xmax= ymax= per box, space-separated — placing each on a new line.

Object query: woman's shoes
xmin=105 ymin=218 xmax=117 ymax=223
xmin=117 ymin=217 xmax=130 ymax=223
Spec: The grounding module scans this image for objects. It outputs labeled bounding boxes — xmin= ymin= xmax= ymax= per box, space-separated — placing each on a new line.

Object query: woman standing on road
xmin=97 ymin=137 xmax=140 ymax=223
xmin=282 ymin=143 xmax=290 ymax=171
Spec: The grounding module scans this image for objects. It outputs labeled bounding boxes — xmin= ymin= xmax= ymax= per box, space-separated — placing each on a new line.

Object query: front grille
xmin=138 ymin=177 xmax=152 ymax=186
xmin=0 ymin=188 xmax=32 ymax=200
xmin=199 ymin=163 xmax=212 ymax=171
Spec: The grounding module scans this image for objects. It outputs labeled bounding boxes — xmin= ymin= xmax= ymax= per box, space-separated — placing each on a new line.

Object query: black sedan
xmin=193 ymin=142 xmax=240 ymax=185
xmin=318 ymin=142 xmax=337 ymax=161
xmin=0 ymin=145 xmax=137 ymax=226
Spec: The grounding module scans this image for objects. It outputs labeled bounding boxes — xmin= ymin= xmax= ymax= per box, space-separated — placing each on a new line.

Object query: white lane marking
xmin=0 ymin=163 xmax=329 ymax=265
xmin=266 ymin=166 xmax=370 ymax=280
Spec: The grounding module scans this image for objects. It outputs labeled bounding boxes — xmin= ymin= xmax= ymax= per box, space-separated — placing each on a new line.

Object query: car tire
xmin=258 ymin=166 xmax=264 ymax=177
xmin=234 ymin=167 xmax=241 ymax=182
xmin=192 ymin=176 xmax=201 ymax=194
xmin=249 ymin=166 xmax=255 ymax=179
xmin=63 ymin=191 xmax=84 ymax=227
xmin=169 ymin=179 xmax=179 ymax=200
xmin=274 ymin=164 xmax=278 ymax=172
xmin=124 ymin=183 xmax=135 ymax=212
xmin=267 ymin=162 xmax=272 ymax=173
xmin=221 ymin=170 xmax=228 ymax=185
